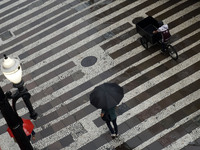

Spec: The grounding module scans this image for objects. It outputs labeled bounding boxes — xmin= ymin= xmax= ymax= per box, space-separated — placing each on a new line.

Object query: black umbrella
xmin=90 ymin=83 xmax=124 ymax=110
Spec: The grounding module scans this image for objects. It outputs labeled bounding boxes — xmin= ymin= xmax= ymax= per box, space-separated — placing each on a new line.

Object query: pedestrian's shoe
xmin=161 ymin=49 xmax=165 ymax=54
xmin=161 ymin=49 xmax=167 ymax=55
xmin=111 ymin=134 xmax=116 ymax=139
xmin=115 ymin=134 xmax=119 ymax=137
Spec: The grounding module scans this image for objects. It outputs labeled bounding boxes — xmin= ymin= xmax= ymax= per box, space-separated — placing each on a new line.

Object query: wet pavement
xmin=0 ymin=0 xmax=200 ymax=149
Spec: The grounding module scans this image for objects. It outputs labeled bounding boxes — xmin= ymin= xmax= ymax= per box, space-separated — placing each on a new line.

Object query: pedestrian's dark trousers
xmin=161 ymin=42 xmax=166 ymax=52
xmin=106 ymin=119 xmax=118 ymax=134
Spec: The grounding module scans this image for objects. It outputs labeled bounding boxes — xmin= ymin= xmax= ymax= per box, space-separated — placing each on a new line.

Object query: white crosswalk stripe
xmin=0 ymin=0 xmax=26 ymax=15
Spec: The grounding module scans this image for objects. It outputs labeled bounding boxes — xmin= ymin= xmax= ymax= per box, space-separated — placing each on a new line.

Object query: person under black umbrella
xmin=101 ymin=106 xmax=118 ymax=138
xmin=90 ymin=83 xmax=124 ymax=138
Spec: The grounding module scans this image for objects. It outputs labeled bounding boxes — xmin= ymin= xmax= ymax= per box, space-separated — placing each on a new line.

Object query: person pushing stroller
xmin=153 ymin=21 xmax=171 ymax=53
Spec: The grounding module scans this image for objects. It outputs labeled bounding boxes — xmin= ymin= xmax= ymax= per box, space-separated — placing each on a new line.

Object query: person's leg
xmin=106 ymin=121 xmax=114 ymax=134
xmin=111 ymin=119 xmax=118 ymax=135
xmin=161 ymin=42 xmax=166 ymax=53
xmin=31 ymin=130 xmax=36 ymax=140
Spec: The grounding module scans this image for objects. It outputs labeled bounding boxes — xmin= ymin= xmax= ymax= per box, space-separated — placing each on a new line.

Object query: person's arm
xmin=153 ymin=26 xmax=163 ymax=34
xmin=153 ymin=30 xmax=158 ymax=34
xmin=101 ymin=109 xmax=105 ymax=117
xmin=32 ymin=135 xmax=36 ymax=140
xmin=31 ymin=130 xmax=36 ymax=140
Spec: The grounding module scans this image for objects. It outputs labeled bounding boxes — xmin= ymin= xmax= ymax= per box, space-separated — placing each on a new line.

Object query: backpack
xmin=162 ymin=29 xmax=171 ymax=42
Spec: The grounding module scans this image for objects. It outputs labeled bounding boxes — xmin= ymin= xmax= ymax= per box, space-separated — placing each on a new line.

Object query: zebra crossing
xmin=0 ymin=0 xmax=199 ymax=149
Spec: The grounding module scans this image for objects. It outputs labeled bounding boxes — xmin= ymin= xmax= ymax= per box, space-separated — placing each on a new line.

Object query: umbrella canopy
xmin=7 ymin=118 xmax=34 ymax=137
xmin=90 ymin=83 xmax=124 ymax=110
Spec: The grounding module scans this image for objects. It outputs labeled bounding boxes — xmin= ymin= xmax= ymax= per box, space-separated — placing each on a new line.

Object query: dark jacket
xmin=101 ymin=107 xmax=117 ymax=121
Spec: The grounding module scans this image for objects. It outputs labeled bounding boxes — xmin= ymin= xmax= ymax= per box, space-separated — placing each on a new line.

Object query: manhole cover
xmin=132 ymin=17 xmax=144 ymax=24
xmin=81 ymin=56 xmax=97 ymax=67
